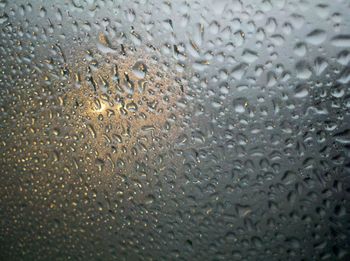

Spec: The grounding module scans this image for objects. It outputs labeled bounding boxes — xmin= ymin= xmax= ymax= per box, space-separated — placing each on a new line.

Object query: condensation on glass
xmin=0 ymin=0 xmax=349 ymax=260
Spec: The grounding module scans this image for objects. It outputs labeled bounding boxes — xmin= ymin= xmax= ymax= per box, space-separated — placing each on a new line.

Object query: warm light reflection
xmin=61 ymin=48 xmax=185 ymax=173
xmin=90 ymin=100 xmax=123 ymax=116
xmin=94 ymin=101 xmax=107 ymax=113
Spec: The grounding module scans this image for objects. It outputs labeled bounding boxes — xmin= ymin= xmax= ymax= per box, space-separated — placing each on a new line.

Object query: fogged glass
xmin=0 ymin=0 xmax=349 ymax=260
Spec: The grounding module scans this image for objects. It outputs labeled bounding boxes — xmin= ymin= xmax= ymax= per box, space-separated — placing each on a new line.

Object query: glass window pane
xmin=0 ymin=0 xmax=349 ymax=260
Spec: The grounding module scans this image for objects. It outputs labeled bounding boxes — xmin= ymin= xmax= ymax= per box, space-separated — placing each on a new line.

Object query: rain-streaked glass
xmin=0 ymin=0 xmax=349 ymax=260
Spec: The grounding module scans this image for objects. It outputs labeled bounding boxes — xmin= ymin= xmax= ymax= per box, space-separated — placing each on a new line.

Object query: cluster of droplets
xmin=0 ymin=0 xmax=350 ymax=260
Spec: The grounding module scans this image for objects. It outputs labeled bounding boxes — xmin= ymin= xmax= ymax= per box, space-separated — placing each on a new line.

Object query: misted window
xmin=0 ymin=0 xmax=349 ymax=260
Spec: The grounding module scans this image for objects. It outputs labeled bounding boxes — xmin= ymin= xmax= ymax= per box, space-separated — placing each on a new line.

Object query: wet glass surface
xmin=0 ymin=0 xmax=350 ymax=260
